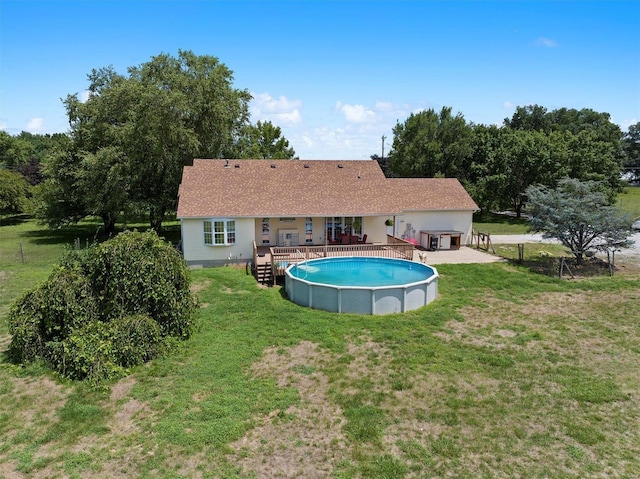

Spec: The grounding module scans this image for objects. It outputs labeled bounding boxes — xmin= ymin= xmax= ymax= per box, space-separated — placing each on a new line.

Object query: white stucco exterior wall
xmin=252 ymin=216 xmax=390 ymax=246
xmin=181 ymin=217 xmax=255 ymax=264
xmin=393 ymin=210 xmax=474 ymax=244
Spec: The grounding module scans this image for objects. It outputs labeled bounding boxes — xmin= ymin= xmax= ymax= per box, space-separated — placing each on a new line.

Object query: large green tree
xmin=388 ymin=107 xmax=473 ymax=179
xmin=237 ymin=120 xmax=297 ymax=159
xmin=526 ymin=178 xmax=633 ymax=264
xmin=478 ymin=129 xmax=569 ymax=217
xmin=504 ymin=105 xmax=624 ymax=186
xmin=43 ymin=50 xmax=253 ymax=232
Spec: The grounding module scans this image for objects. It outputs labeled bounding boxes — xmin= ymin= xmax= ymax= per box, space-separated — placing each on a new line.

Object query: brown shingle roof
xmin=177 ymin=159 xmax=479 ymax=218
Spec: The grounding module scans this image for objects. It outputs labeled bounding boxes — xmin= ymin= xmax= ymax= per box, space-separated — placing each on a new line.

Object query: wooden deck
xmin=252 ymin=241 xmax=416 ymax=284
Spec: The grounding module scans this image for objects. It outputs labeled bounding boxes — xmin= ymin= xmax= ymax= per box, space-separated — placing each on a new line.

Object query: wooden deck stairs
xmin=255 ymin=261 xmax=272 ymax=284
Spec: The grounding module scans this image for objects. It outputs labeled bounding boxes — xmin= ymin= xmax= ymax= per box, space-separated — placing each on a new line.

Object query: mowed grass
xmin=471 ymin=212 xmax=529 ymax=235
xmin=473 ymin=186 xmax=640 ymax=235
xmin=1 ymin=219 xmax=639 ymax=478
xmin=616 ymin=185 xmax=640 ymax=220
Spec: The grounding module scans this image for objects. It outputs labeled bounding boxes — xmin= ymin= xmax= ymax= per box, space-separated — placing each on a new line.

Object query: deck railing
xmin=268 ymin=243 xmax=415 ymax=278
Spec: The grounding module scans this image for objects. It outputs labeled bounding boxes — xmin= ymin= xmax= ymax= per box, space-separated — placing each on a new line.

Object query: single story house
xmin=177 ymin=159 xmax=479 ymax=267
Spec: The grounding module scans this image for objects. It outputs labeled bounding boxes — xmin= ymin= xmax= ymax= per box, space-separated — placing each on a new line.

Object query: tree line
xmin=2 ymin=50 xmax=639 ymax=231
xmin=376 ymin=105 xmax=639 ymax=217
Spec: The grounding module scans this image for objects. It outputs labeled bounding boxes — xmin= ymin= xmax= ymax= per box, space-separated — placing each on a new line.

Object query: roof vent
xmin=271 ymin=164 xmax=276 ymax=168
xmin=234 ymin=163 xmax=240 ymax=168
xmin=337 ymin=164 xmax=344 ymax=168
xmin=304 ymin=164 xmax=309 ymax=168
xmin=224 ymin=159 xmax=229 ymax=168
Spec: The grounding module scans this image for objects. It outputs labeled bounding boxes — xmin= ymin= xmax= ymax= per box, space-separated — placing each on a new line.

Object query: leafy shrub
xmin=38 ymin=265 xmax=98 ymax=341
xmin=51 ymin=321 xmax=124 ymax=383
xmin=8 ymin=266 xmax=97 ymax=363
xmin=86 ymin=230 xmax=196 ymax=337
xmin=7 ymin=289 xmax=46 ymax=363
xmin=111 ymin=314 xmax=163 ymax=368
xmin=46 ymin=315 xmax=162 ymax=383
xmin=7 ymin=230 xmax=197 ymax=382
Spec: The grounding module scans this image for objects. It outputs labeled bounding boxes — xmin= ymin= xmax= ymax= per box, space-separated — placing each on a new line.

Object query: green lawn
xmin=1 ymin=219 xmax=639 ymax=478
xmin=616 ymin=185 xmax=640 ymax=220
xmin=473 ymin=186 xmax=640 ymax=235
xmin=472 ymin=212 xmax=529 ymax=235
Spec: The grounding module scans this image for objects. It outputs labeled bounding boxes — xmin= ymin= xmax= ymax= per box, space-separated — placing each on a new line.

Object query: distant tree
xmin=505 ymin=105 xmax=623 ymax=146
xmin=466 ymin=124 xmax=505 ymax=211
xmin=16 ymin=157 xmax=45 ymax=186
xmin=33 ymin=148 xmax=89 ymax=229
xmin=622 ymin=122 xmax=640 ymax=168
xmin=0 ymin=131 xmax=34 ymax=169
xmin=370 ymin=153 xmax=394 ymax=177
xmin=237 ymin=120 xmax=297 ymax=159
xmin=526 ymin=178 xmax=633 ymax=265
xmin=564 ymin=130 xmax=622 ymax=196
xmin=546 ymin=107 xmax=623 ymax=146
xmin=388 ymin=107 xmax=473 ymax=179
xmin=0 ymin=168 xmax=31 ymax=215
xmin=0 ymin=131 xmax=70 ymax=179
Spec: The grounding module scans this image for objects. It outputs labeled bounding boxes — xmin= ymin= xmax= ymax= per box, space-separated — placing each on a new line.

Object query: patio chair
xmin=358 ymin=234 xmax=368 ymax=244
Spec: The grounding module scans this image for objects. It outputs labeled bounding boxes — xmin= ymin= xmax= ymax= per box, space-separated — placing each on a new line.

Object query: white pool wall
xmin=285 ymin=257 xmax=439 ymax=315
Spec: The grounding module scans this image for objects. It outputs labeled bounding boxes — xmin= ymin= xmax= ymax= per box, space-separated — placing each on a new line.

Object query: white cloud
xmin=503 ymin=101 xmax=515 ymax=109
xmin=278 ymin=100 xmax=427 ymax=159
xmin=250 ymin=92 xmax=303 ymax=126
xmin=336 ymin=102 xmax=377 ymax=124
xmin=374 ymin=101 xmax=395 ymax=112
xmin=618 ymin=118 xmax=638 ymax=131
xmin=0 ymin=122 xmax=6 ymax=131
xmin=535 ymin=37 xmax=557 ymax=48
xmin=26 ymin=117 xmax=45 ymax=133
xmin=80 ymin=90 xmax=91 ymax=103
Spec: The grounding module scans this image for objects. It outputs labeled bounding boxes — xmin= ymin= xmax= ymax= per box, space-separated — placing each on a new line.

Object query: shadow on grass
xmin=0 ymin=214 xmax=30 ymax=227
xmin=21 ymin=221 xmax=181 ymax=246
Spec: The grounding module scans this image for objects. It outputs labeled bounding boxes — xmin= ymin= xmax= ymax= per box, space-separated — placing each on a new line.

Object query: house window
xmin=305 ymin=217 xmax=313 ymax=243
xmin=353 ymin=216 xmax=363 ymax=235
xmin=333 ymin=217 xmax=343 ymax=238
xmin=261 ymin=218 xmax=270 ymax=244
xmin=326 ymin=216 xmax=362 ymax=241
xmin=204 ymin=219 xmax=236 ymax=245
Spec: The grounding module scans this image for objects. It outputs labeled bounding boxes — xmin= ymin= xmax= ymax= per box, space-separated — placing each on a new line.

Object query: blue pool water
xmin=288 ymin=257 xmax=434 ymax=287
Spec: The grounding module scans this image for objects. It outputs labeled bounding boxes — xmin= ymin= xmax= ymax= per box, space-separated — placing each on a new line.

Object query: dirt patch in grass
xmin=190 ymin=279 xmax=211 ymax=294
xmin=110 ymin=376 xmax=136 ymax=401
xmin=9 ymin=376 xmax=67 ymax=427
xmin=230 ymin=341 xmax=352 ymax=478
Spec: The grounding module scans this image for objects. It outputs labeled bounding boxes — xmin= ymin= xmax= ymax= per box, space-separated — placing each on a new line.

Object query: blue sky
xmin=1 ymin=0 xmax=639 ymax=159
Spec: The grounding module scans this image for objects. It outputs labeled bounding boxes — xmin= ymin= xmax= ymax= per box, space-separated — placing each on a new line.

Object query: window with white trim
xmin=203 ymin=219 xmax=236 ymax=245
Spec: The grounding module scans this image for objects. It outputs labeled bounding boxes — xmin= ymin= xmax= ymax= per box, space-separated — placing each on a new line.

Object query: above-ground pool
xmin=285 ymin=256 xmax=438 ymax=315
